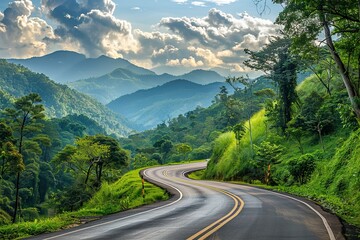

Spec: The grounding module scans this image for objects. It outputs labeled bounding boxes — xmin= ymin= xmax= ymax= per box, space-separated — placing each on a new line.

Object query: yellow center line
xmin=197 ymin=192 xmax=244 ymax=240
xmin=160 ymin=169 xmax=245 ymax=240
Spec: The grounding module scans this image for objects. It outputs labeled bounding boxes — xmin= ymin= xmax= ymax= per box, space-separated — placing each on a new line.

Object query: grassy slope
xmin=204 ymin=76 xmax=360 ymax=228
xmin=0 ymin=168 xmax=168 ymax=239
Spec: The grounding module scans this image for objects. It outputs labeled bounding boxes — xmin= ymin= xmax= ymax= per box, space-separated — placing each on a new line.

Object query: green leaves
xmin=254 ymin=141 xmax=284 ymax=165
xmin=232 ymin=123 xmax=246 ymax=146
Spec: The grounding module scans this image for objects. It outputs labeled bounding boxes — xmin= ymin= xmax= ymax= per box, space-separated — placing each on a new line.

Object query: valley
xmin=1 ymin=0 xmax=360 ymax=239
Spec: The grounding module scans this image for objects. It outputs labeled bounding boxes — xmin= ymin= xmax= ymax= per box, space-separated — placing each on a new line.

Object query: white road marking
xmin=44 ymin=167 xmax=183 ymax=240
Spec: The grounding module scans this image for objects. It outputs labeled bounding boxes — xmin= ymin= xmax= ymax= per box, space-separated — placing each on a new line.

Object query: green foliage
xmin=0 ymin=168 xmax=168 ymax=239
xmin=187 ymin=169 xmax=205 ymax=180
xmin=233 ymin=123 xmax=246 ymax=145
xmin=275 ymin=0 xmax=360 ymax=119
xmin=83 ymin=169 xmax=169 ymax=214
xmin=0 ymin=209 xmax=11 ymax=225
xmin=175 ymin=143 xmax=192 ymax=161
xmin=0 ymin=60 xmax=131 ymax=137
xmin=254 ymin=141 xmax=283 ymax=165
xmin=206 ymin=74 xmax=360 ymax=227
xmin=288 ymin=154 xmax=316 ymax=184
xmin=245 ymin=37 xmax=299 ymax=132
xmin=119 ymin=77 xmax=272 ymax=168
xmin=21 ymin=208 xmax=40 ymax=222
xmin=51 ymin=135 xmax=129 ymax=212
xmin=0 ymin=215 xmax=76 ymax=239
xmin=132 ymin=154 xmax=158 ymax=169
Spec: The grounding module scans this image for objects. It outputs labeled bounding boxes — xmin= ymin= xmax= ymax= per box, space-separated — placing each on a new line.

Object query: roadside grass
xmin=187 ymin=169 xmax=205 ymax=180
xmin=204 ymin=92 xmax=360 ymax=228
xmin=0 ymin=168 xmax=169 ymax=239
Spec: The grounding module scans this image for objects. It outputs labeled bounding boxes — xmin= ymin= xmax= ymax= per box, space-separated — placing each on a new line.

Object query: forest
xmin=0 ymin=0 xmax=360 ymax=238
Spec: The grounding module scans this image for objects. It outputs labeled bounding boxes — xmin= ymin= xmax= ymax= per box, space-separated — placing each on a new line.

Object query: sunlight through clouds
xmin=0 ymin=0 xmax=279 ymax=75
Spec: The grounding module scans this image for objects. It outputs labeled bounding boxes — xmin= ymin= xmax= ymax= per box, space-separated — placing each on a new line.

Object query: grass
xmin=0 ymin=168 xmax=169 ymax=239
xmin=204 ymin=96 xmax=360 ymax=228
xmin=187 ymin=169 xmax=205 ymax=180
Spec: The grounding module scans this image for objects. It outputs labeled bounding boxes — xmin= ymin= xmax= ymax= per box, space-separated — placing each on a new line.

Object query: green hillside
xmin=0 ymin=60 xmax=131 ymax=137
xmin=204 ymin=75 xmax=360 ymax=229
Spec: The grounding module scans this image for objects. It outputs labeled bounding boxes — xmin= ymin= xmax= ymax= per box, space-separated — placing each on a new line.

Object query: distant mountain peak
xmin=7 ymin=51 xmax=155 ymax=83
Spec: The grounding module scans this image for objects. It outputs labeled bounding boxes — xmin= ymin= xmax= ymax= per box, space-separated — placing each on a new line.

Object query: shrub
xmin=21 ymin=208 xmax=40 ymax=222
xmin=0 ymin=209 xmax=11 ymax=225
xmin=288 ymin=153 xmax=316 ymax=184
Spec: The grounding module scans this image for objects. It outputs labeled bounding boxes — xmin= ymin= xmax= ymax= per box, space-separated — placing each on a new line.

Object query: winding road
xmin=30 ymin=162 xmax=344 ymax=240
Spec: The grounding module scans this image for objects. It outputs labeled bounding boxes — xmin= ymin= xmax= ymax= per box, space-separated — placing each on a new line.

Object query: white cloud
xmin=156 ymin=8 xmax=279 ymax=72
xmin=192 ymin=1 xmax=206 ymax=7
xmin=174 ymin=0 xmax=237 ymax=5
xmin=166 ymin=56 xmax=204 ymax=67
xmin=173 ymin=0 xmax=188 ymax=4
xmin=232 ymin=33 xmax=270 ymax=51
xmin=132 ymin=7 xmax=141 ymax=11
xmin=205 ymin=0 xmax=237 ymax=5
xmin=39 ymin=0 xmax=139 ymax=58
xmin=0 ymin=0 xmax=56 ymax=58
xmin=188 ymin=46 xmax=223 ymax=66
xmin=0 ymin=2 xmax=278 ymax=75
xmin=217 ymin=50 xmax=234 ymax=57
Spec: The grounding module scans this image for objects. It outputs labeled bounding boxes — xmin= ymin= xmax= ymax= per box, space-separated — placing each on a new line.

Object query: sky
xmin=0 ymin=0 xmax=283 ymax=75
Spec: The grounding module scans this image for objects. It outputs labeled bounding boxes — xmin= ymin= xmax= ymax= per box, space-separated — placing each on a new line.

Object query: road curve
xmin=29 ymin=162 xmax=344 ymax=240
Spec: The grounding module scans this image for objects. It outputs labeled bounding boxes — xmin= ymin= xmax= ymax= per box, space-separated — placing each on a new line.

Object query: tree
xmin=274 ymin=0 xmax=360 ymax=120
xmin=300 ymin=91 xmax=337 ymax=151
xmin=232 ymin=123 xmax=246 ymax=146
xmin=0 ymin=122 xmax=15 ymax=177
xmin=159 ymin=140 xmax=173 ymax=164
xmin=244 ymin=37 xmax=299 ymax=132
xmin=226 ymin=76 xmax=257 ymax=152
xmin=286 ymin=117 xmax=306 ymax=154
xmin=175 ymin=143 xmax=192 ymax=161
xmin=254 ymin=141 xmax=283 ymax=184
xmin=288 ymin=154 xmax=316 ymax=184
xmin=3 ymin=93 xmax=45 ymax=223
xmin=216 ymin=85 xmax=243 ymax=127
xmin=53 ymin=135 xmax=128 ymax=188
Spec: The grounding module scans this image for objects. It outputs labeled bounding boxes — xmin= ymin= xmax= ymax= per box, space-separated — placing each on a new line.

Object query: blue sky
xmin=0 ymin=0 xmax=282 ymax=75
xmin=116 ymin=0 xmax=281 ymax=30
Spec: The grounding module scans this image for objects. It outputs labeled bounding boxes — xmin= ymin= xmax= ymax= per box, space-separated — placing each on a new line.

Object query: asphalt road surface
xmin=30 ymin=162 xmax=344 ymax=240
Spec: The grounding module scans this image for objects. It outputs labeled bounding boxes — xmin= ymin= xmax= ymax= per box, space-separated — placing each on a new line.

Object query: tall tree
xmin=244 ymin=37 xmax=299 ymax=132
xmin=53 ymin=135 xmax=128 ymax=187
xmin=3 ymin=93 xmax=45 ymax=223
xmin=274 ymin=0 xmax=360 ymax=119
xmin=226 ymin=75 xmax=259 ymax=153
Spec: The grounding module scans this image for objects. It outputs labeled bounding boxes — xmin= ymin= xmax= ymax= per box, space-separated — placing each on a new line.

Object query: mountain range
xmin=69 ymin=68 xmax=225 ymax=104
xmin=107 ymin=80 xmax=231 ymax=130
xmin=0 ymin=60 xmax=131 ymax=137
xmin=4 ymin=51 xmax=232 ymax=131
xmin=8 ymin=51 xmax=225 ymax=104
xmin=8 ymin=51 xmax=154 ymax=84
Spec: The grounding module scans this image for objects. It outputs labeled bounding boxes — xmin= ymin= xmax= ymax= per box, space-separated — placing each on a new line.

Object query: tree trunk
xmin=248 ymin=117 xmax=254 ymax=157
xmin=1 ymin=155 xmax=5 ymax=177
xmin=85 ymin=164 xmax=93 ymax=185
xmin=12 ymin=172 xmax=20 ymax=223
xmin=13 ymin=114 xmax=27 ymax=223
xmin=98 ymin=163 xmax=103 ymax=184
xmin=320 ymin=11 xmax=360 ymax=119
xmin=317 ymin=123 xmax=325 ymax=152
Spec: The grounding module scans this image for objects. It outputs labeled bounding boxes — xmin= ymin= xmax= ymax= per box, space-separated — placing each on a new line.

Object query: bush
xmin=21 ymin=208 xmax=40 ymax=222
xmin=288 ymin=153 xmax=316 ymax=184
xmin=0 ymin=209 xmax=11 ymax=225
xmin=190 ymin=145 xmax=212 ymax=160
